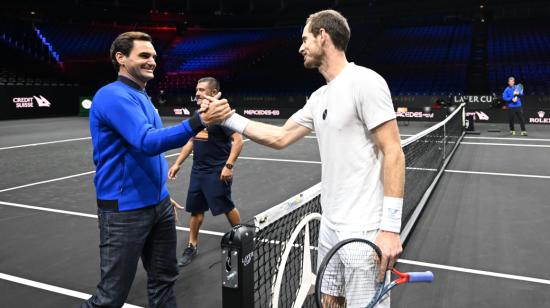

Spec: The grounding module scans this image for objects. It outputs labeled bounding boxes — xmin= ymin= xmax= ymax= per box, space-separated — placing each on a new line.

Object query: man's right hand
xmin=199 ymin=92 xmax=234 ymax=125
xmin=168 ymin=164 xmax=180 ymax=181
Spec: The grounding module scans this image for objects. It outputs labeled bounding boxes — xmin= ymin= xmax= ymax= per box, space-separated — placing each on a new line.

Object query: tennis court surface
xmin=1 ymin=110 xmax=549 ymax=307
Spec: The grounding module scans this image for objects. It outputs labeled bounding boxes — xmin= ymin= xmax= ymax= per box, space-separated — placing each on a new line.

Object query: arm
xmin=227 ymin=132 xmax=244 ymax=165
xmin=168 ymin=139 xmax=194 ymax=180
xmin=502 ymin=88 xmax=513 ymax=102
xmin=372 ymin=119 xmax=405 ymax=200
xmin=371 ymin=119 xmax=405 ymax=281
xmin=242 ymin=118 xmax=311 ymax=150
xmin=98 ymin=90 xmax=232 ymax=156
xmin=201 ymin=93 xmax=312 ymax=150
xmin=220 ymin=132 xmax=244 ymax=182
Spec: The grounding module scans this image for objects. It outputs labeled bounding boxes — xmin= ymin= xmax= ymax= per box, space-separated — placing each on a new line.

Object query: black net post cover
xmin=221 ymin=224 xmax=256 ymax=308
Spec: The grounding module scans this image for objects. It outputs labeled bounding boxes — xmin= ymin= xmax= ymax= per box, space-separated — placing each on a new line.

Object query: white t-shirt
xmin=291 ymin=62 xmax=396 ymax=231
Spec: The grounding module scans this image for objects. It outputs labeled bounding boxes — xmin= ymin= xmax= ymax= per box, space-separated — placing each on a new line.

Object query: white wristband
xmin=380 ymin=197 xmax=403 ymax=233
xmin=221 ymin=113 xmax=250 ymax=134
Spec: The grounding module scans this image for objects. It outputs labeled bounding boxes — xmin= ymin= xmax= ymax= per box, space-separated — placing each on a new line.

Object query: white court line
xmin=165 ymin=152 xmax=322 ymax=165
xmin=176 ymin=226 xmax=225 ymax=236
xmin=0 ymin=137 xmax=91 ymax=151
xmin=0 ymin=272 xmax=142 ymax=307
xmin=232 ymin=156 xmax=321 ymax=165
xmin=397 ymin=259 xmax=550 ymax=285
xmin=0 ymin=171 xmax=96 ymax=193
xmin=1 ymin=157 xmax=547 ymax=194
xmin=0 ymin=201 xmax=97 ymax=218
xmin=445 ymin=169 xmax=550 ymax=180
xmin=0 ymin=156 xmax=320 ymax=193
xmin=2 ymin=200 xmax=549 ymax=287
xmin=0 ymin=201 xmax=226 ymax=238
xmin=401 ymin=134 xmax=550 ymax=142
xmin=460 ymin=142 xmax=550 ymax=148
xmin=463 ymin=136 xmax=550 ymax=142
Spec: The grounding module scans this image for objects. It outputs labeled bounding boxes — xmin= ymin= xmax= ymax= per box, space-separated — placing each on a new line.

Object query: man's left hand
xmin=220 ymin=166 xmax=233 ymax=183
xmin=170 ymin=198 xmax=184 ymax=222
xmin=374 ymin=230 xmax=403 ymax=282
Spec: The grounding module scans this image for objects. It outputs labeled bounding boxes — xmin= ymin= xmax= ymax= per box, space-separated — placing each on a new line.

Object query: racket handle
xmin=407 ymin=271 xmax=434 ymax=283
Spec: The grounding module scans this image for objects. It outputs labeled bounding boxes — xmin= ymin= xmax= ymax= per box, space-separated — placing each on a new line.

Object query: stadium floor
xmin=1 ymin=117 xmax=549 ymax=307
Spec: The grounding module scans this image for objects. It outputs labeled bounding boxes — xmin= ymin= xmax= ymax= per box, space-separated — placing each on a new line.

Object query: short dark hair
xmin=110 ymin=31 xmax=152 ymax=71
xmin=197 ymin=77 xmax=220 ymax=91
xmin=306 ymin=10 xmax=350 ymax=51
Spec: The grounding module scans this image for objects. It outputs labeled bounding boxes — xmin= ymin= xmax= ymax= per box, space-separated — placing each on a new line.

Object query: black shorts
xmin=186 ymin=172 xmax=235 ymax=216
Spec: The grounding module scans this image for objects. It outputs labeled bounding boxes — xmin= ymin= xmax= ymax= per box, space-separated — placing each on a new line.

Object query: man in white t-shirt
xmin=205 ymin=10 xmax=404 ymax=307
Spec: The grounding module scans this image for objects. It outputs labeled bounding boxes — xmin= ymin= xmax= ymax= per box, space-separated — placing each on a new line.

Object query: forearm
xmin=222 ymin=114 xmax=310 ymax=150
xmin=226 ymin=139 xmax=243 ymax=165
xmin=383 ymin=149 xmax=405 ymax=198
xmin=243 ymin=121 xmax=290 ymax=150
xmin=380 ymin=148 xmax=405 ymax=233
xmin=104 ymin=97 xmax=204 ymax=156
xmin=174 ymin=142 xmax=193 ymax=166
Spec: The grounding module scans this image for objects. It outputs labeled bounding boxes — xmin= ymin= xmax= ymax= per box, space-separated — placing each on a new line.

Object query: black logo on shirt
xmin=322 ymin=109 xmax=327 ymax=120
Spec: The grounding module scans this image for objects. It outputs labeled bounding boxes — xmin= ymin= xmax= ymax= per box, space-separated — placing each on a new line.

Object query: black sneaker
xmin=178 ymin=244 xmax=198 ymax=267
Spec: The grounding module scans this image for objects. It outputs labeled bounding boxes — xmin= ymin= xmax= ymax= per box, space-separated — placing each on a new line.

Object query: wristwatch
xmin=225 ymin=163 xmax=234 ymax=169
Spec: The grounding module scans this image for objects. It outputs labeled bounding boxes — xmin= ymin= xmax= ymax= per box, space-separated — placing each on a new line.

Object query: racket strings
xmin=318 ymin=241 xmax=380 ymax=308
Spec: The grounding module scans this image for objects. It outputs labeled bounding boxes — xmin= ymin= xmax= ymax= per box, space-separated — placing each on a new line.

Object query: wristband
xmin=188 ymin=112 xmax=206 ymax=134
xmin=221 ymin=113 xmax=250 ymax=134
xmin=380 ymin=196 xmax=403 ymax=233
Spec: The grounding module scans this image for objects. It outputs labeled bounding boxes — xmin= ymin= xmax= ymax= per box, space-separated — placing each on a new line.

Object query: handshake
xmin=197 ymin=92 xmax=234 ymax=125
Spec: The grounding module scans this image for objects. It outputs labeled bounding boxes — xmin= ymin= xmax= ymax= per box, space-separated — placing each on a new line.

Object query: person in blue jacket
xmin=82 ymin=31 xmax=232 ymax=308
xmin=502 ymin=76 xmax=527 ymax=136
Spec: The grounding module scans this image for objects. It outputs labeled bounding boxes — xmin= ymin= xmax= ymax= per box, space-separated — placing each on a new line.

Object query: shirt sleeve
xmin=96 ymin=90 xmax=204 ymax=156
xmin=354 ymin=72 xmax=396 ymax=131
xmin=290 ymin=95 xmax=315 ymax=130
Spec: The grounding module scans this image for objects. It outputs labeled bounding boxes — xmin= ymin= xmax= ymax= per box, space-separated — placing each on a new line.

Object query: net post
xmin=221 ymin=225 xmax=255 ymax=308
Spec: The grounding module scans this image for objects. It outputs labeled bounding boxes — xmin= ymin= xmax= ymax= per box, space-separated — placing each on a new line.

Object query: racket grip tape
xmin=407 ymin=271 xmax=434 ymax=283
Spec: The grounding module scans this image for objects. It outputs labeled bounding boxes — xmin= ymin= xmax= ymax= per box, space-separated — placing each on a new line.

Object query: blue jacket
xmin=502 ymin=86 xmax=523 ymax=108
xmin=90 ymin=77 xmax=204 ymax=211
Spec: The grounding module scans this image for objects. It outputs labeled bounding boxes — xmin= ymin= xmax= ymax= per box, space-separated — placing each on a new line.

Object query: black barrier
xmin=0 ymin=86 xmax=82 ymax=120
xmin=463 ymin=108 xmax=550 ymax=124
xmin=221 ymin=225 xmax=255 ymax=308
xmin=156 ymin=93 xmax=550 ymax=124
xmin=157 ymin=104 xmax=298 ymax=119
xmin=163 ymin=94 xmax=308 ymax=109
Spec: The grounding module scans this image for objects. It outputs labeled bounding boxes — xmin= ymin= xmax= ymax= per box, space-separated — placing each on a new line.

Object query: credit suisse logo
xmin=466 ymin=111 xmax=489 ymax=121
xmin=173 ymin=108 xmax=191 ymax=116
xmin=13 ymin=95 xmax=51 ymax=108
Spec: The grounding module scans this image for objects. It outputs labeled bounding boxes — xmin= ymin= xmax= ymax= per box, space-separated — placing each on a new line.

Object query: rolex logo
xmin=538 ymin=111 xmax=545 ymax=118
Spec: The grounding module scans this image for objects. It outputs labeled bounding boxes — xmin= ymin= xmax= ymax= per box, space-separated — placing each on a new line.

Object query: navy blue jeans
xmin=81 ymin=196 xmax=178 ymax=308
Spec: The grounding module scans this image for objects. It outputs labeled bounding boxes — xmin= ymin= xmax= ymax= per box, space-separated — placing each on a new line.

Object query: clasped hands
xmin=198 ymin=92 xmax=234 ymax=125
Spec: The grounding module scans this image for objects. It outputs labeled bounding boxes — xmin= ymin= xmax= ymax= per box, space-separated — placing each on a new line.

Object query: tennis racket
xmin=315 ymin=238 xmax=433 ymax=308
xmin=514 ymin=84 xmax=524 ymax=96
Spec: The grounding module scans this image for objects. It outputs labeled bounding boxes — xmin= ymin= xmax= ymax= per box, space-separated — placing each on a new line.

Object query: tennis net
xmin=222 ymin=103 xmax=465 ymax=308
